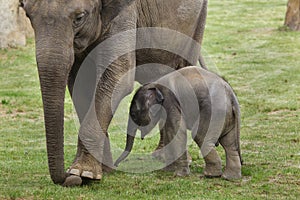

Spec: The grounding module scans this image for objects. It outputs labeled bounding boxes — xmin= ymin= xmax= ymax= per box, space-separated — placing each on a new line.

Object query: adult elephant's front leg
xmin=68 ymin=52 xmax=136 ymax=180
xmin=95 ymin=53 xmax=136 ymax=171
xmin=67 ymin=4 xmax=137 ymax=181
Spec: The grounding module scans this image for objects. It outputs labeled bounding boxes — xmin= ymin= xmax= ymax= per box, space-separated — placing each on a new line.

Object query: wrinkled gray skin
xmin=116 ymin=67 xmax=242 ymax=180
xmin=20 ymin=0 xmax=207 ymax=186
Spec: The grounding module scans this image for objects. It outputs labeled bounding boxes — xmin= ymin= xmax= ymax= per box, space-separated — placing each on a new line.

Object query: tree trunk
xmin=284 ymin=0 xmax=300 ymax=31
xmin=0 ymin=0 xmax=33 ymax=48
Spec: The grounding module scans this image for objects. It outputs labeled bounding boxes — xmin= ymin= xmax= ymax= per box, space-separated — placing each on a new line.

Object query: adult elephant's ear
xmin=101 ymin=0 xmax=136 ymax=23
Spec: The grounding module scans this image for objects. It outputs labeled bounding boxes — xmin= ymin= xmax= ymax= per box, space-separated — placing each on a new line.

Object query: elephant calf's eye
xmin=73 ymin=12 xmax=88 ymax=27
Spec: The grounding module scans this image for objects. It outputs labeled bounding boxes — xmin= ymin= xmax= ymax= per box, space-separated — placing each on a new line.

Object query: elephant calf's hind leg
xmin=203 ymin=148 xmax=222 ymax=178
xmin=219 ymin=128 xmax=242 ymax=180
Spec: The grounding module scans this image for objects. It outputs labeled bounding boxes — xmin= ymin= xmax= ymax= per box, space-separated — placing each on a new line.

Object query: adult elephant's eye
xmin=73 ymin=11 xmax=88 ymax=27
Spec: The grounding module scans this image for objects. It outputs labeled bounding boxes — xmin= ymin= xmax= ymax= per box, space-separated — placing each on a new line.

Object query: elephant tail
xmin=231 ymin=91 xmax=243 ymax=165
xmin=198 ymin=55 xmax=208 ymax=70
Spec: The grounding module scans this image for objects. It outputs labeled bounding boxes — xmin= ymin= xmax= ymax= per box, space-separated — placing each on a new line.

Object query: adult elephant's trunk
xmin=35 ymin=31 xmax=74 ymax=184
xmin=114 ymin=118 xmax=138 ymax=167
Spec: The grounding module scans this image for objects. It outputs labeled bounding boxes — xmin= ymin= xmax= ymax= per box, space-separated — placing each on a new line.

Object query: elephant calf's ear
xmin=148 ymin=88 xmax=164 ymax=105
xmin=155 ymin=88 xmax=164 ymax=104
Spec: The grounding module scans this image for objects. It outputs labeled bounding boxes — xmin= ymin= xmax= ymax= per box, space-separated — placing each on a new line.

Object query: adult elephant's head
xmin=20 ymin=0 xmax=134 ymax=185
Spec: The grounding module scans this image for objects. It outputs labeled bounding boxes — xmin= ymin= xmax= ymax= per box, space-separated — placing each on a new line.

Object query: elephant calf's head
xmin=114 ymin=84 xmax=165 ymax=167
xmin=130 ymin=85 xmax=164 ymax=138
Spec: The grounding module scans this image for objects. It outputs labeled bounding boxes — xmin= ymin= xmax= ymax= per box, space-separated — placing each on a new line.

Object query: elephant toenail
xmin=96 ymin=174 xmax=102 ymax=180
xmin=68 ymin=169 xmax=80 ymax=176
xmin=81 ymin=171 xmax=94 ymax=179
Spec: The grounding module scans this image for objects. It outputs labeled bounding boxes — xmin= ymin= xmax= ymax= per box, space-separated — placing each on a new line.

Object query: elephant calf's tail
xmin=198 ymin=55 xmax=208 ymax=70
xmin=232 ymin=92 xmax=243 ymax=165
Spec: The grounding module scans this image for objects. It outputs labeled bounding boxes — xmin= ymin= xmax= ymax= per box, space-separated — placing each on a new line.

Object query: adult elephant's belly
xmin=135 ymin=49 xmax=186 ymax=84
xmin=134 ymin=0 xmax=204 ymax=84
xmin=136 ymin=0 xmax=203 ymax=36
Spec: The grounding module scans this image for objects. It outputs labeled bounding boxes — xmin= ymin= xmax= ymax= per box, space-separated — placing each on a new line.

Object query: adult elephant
xmin=20 ymin=0 xmax=207 ymax=186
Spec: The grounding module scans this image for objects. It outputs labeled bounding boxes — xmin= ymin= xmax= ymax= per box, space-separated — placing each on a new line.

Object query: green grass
xmin=1 ymin=0 xmax=300 ymax=199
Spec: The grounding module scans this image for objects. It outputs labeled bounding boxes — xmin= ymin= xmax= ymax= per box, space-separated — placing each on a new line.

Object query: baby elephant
xmin=115 ymin=66 xmax=242 ymax=180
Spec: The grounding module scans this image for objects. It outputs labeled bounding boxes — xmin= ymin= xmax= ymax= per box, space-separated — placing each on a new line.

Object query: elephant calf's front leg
xmin=163 ymin=119 xmax=190 ymax=176
xmin=151 ymin=121 xmax=165 ymax=160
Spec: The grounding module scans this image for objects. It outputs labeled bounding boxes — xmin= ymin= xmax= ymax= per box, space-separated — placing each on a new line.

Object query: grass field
xmin=1 ymin=0 xmax=300 ymax=199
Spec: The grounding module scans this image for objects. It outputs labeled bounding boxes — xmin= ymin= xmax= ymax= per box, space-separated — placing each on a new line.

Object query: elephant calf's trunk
xmin=114 ymin=134 xmax=136 ymax=167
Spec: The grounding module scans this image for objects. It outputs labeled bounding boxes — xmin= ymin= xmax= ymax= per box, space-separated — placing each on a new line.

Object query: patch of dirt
xmin=0 ymin=53 xmax=8 ymax=61
xmin=0 ymin=104 xmax=35 ymax=121
xmin=251 ymin=28 xmax=275 ymax=34
xmin=268 ymin=173 xmax=300 ymax=186
xmin=282 ymin=159 xmax=300 ymax=168
xmin=0 ymin=104 xmax=7 ymax=117
xmin=267 ymin=109 xmax=299 ymax=117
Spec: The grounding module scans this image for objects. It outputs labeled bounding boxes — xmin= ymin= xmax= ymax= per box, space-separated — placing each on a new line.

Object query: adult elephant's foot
xmin=102 ymin=163 xmax=114 ymax=173
xmin=68 ymin=151 xmax=103 ymax=180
